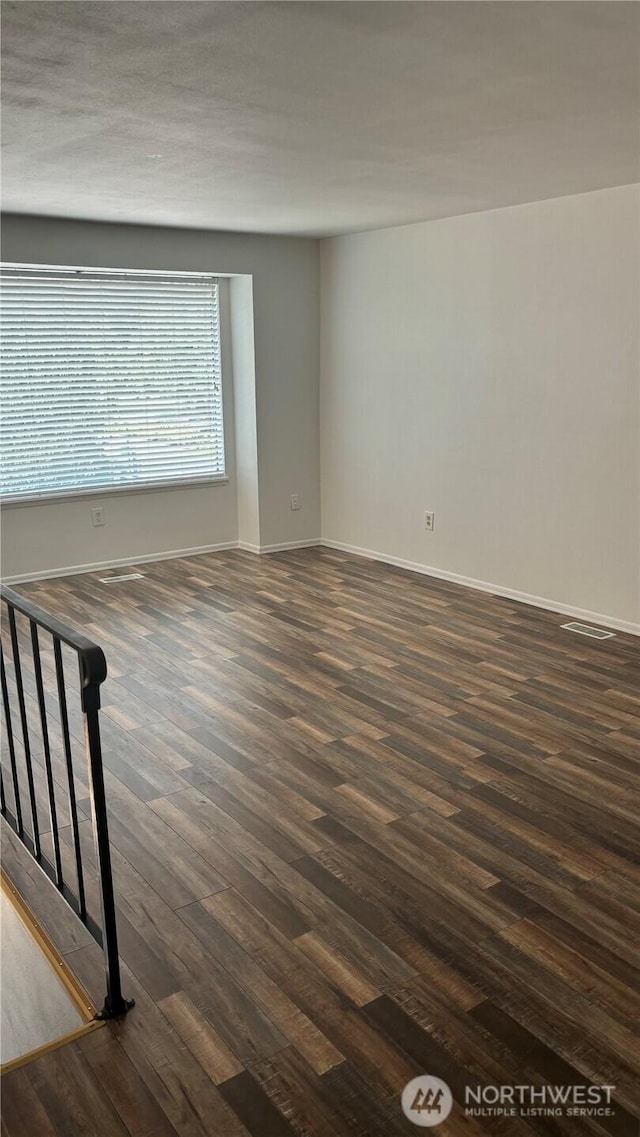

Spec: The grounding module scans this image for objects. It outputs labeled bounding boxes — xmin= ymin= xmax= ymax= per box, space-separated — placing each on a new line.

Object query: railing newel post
xmin=82 ymin=675 xmax=133 ymax=1020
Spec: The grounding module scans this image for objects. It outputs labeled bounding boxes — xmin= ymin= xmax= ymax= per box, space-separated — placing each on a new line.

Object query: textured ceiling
xmin=2 ymin=1 xmax=639 ymax=237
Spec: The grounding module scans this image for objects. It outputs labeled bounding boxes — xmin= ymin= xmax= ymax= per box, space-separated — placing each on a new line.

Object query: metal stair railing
xmin=1 ymin=584 xmax=133 ymax=1020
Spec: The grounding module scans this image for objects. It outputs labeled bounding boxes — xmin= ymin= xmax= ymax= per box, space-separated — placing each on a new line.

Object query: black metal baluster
xmin=7 ymin=607 xmax=41 ymax=857
xmin=1 ymin=637 xmax=24 ymax=836
xmin=0 ymin=768 xmax=6 ymax=814
xmin=53 ymin=636 xmax=86 ymax=920
xmin=30 ymin=622 xmax=64 ymax=888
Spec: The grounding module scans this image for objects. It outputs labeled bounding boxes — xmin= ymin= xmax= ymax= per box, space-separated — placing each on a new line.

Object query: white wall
xmin=4 ymin=191 xmax=639 ymax=629
xmin=1 ymin=215 xmax=320 ymax=579
xmin=321 ymin=185 xmax=640 ymax=630
xmin=230 ymin=275 xmax=261 ymax=551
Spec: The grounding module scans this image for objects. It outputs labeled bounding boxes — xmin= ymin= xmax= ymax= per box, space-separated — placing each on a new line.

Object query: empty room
xmin=0 ymin=2 xmax=639 ymax=1135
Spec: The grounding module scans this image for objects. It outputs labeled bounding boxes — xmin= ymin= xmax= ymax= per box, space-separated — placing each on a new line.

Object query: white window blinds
xmin=1 ymin=268 xmax=225 ymax=500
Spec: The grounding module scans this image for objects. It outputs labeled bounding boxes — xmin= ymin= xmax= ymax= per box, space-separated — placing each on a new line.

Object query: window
xmin=1 ymin=266 xmax=225 ymax=501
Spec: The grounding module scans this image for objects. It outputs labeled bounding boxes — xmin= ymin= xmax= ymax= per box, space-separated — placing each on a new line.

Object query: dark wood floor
xmin=2 ymin=548 xmax=639 ymax=1137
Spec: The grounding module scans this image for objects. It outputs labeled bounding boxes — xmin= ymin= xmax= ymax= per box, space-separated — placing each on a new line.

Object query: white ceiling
xmin=2 ymin=1 xmax=639 ymax=238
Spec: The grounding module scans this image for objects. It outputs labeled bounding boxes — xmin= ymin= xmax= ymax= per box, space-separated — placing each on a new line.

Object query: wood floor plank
xmin=218 ymin=1069 xmax=299 ymax=1137
xmin=157 ymin=991 xmax=245 ymax=1085
xmin=0 ymin=1068 xmax=58 ymax=1137
xmin=178 ymin=895 xmax=344 ymax=1074
xmin=26 ymin=1044 xmax=132 ymax=1137
xmin=81 ymin=1029 xmax=182 ymax=1137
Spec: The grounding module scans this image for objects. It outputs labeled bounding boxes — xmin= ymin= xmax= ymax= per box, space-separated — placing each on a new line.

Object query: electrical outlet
xmin=290 ymin=493 xmax=300 ymax=511
xmin=91 ymin=507 xmax=105 ymax=527
xmin=424 ymin=511 xmax=435 ymax=531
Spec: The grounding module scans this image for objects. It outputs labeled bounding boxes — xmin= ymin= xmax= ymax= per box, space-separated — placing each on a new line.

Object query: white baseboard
xmin=2 ymin=542 xmax=239 ymax=585
xmin=237 ymin=539 xmax=321 ymax=554
xmin=3 ymin=539 xmax=323 ymax=584
xmin=258 ymin=539 xmax=322 ymax=554
xmin=6 ymin=537 xmax=637 ymax=636
xmin=320 ymin=539 xmax=640 ymax=636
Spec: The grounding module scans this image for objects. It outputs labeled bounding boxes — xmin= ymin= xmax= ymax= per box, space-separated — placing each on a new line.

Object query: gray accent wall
xmin=0 ymin=214 xmax=320 ymax=578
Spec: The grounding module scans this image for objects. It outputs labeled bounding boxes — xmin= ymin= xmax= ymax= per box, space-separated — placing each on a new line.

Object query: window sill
xmin=1 ymin=477 xmax=230 ymax=509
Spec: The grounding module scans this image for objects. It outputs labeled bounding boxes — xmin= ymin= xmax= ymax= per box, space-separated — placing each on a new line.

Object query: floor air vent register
xmin=561 ymin=622 xmax=615 ymax=640
xmin=98 ymin=573 xmax=145 ymax=584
